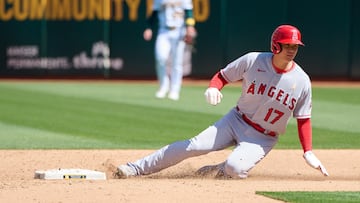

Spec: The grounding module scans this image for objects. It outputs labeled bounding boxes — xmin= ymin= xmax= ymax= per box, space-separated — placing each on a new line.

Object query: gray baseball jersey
xmin=222 ymin=52 xmax=312 ymax=134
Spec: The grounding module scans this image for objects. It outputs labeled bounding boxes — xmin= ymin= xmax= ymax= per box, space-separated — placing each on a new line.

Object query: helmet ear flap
xmin=271 ymin=42 xmax=281 ymax=54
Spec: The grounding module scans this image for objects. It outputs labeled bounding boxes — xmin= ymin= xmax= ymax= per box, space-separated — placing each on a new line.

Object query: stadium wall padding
xmin=0 ymin=0 xmax=359 ymax=80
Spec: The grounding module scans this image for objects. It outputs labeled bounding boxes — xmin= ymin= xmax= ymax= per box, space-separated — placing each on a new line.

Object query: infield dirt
xmin=0 ymin=149 xmax=359 ymax=203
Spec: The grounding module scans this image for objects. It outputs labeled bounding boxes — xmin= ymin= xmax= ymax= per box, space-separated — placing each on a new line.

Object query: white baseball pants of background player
xmin=155 ymin=27 xmax=186 ymax=100
xmin=127 ymin=108 xmax=279 ymax=178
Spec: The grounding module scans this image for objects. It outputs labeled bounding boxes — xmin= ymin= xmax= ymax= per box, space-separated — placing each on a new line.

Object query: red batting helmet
xmin=271 ymin=25 xmax=304 ymax=54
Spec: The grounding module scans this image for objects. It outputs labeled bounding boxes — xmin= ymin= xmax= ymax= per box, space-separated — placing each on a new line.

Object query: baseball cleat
xmin=167 ymin=92 xmax=179 ymax=101
xmin=155 ymin=89 xmax=168 ymax=99
xmin=195 ymin=162 xmax=225 ymax=177
xmin=113 ymin=165 xmax=137 ymax=179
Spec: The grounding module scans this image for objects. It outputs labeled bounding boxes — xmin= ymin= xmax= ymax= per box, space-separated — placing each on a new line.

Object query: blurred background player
xmin=143 ymin=0 xmax=197 ymax=101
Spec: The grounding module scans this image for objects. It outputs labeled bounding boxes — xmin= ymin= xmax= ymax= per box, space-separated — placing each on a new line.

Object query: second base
xmin=34 ymin=168 xmax=106 ymax=180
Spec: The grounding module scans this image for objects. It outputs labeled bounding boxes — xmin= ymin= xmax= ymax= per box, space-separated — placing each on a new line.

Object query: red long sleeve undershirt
xmin=297 ymin=118 xmax=313 ymax=152
xmin=208 ymin=71 xmax=313 ymax=152
xmin=208 ymin=71 xmax=228 ymax=89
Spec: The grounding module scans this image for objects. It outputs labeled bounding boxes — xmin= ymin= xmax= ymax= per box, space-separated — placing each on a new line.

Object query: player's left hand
xmin=184 ymin=26 xmax=197 ymax=44
xmin=303 ymin=151 xmax=329 ymax=176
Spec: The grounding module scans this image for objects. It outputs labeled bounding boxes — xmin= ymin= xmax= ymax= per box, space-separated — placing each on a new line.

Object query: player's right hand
xmin=143 ymin=29 xmax=152 ymax=41
xmin=204 ymin=87 xmax=223 ymax=105
xmin=184 ymin=26 xmax=197 ymax=45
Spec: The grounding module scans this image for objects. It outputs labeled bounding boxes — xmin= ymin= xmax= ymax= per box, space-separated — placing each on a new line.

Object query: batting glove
xmin=303 ymin=151 xmax=329 ymax=176
xmin=204 ymin=87 xmax=223 ymax=105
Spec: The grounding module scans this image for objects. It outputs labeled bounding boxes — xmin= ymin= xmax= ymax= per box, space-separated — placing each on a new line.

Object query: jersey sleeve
xmin=293 ymin=77 xmax=312 ymax=119
xmin=221 ymin=52 xmax=256 ymax=82
xmin=183 ymin=0 xmax=194 ymax=9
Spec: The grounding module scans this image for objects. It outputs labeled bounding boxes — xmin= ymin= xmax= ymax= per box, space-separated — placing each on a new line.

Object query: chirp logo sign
xmin=7 ymin=41 xmax=123 ymax=70
xmin=73 ymin=41 xmax=123 ymax=70
xmin=0 ymin=0 xmax=210 ymax=22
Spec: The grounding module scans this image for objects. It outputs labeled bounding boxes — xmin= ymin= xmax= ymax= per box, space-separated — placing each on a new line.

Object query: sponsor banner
xmin=6 ymin=42 xmax=123 ymax=70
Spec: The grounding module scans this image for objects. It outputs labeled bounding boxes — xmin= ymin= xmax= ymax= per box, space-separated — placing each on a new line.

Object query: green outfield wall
xmin=1 ymin=0 xmax=359 ymax=79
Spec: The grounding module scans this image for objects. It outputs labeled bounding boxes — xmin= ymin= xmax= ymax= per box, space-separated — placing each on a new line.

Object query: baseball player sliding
xmin=111 ymin=24 xmax=329 ymax=179
xmin=143 ymin=0 xmax=197 ymax=101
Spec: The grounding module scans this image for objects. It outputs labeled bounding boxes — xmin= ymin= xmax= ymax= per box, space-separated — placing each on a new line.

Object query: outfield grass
xmin=0 ymin=81 xmax=359 ymax=149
